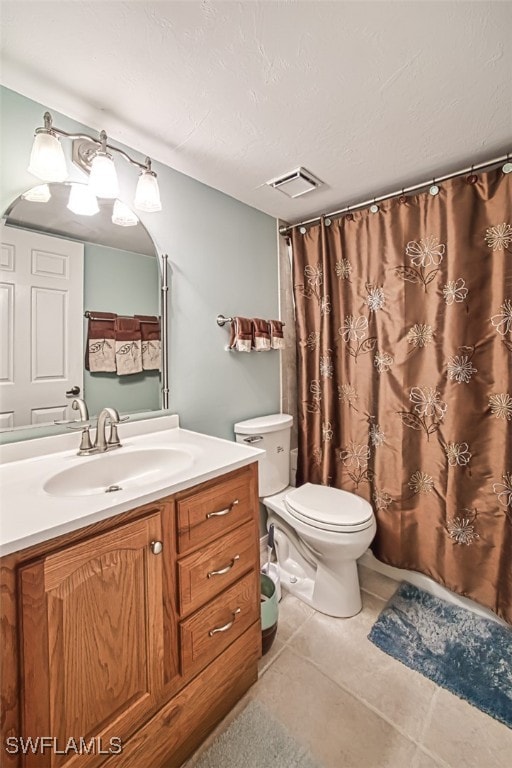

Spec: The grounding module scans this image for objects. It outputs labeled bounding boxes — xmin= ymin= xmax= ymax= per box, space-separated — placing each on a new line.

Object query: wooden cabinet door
xmin=18 ymin=512 xmax=165 ymax=768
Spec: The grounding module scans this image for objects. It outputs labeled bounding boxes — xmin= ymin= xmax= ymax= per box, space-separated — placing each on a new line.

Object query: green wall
xmin=0 ymin=86 xmax=280 ymax=441
xmin=83 ymin=243 xmax=160 ymax=418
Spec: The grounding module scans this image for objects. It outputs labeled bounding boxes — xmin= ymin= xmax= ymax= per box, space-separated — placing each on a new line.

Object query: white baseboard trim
xmin=359 ymin=549 xmax=506 ymax=626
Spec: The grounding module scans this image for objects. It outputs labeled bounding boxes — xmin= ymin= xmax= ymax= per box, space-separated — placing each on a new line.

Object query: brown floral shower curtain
xmin=291 ymin=168 xmax=512 ymax=624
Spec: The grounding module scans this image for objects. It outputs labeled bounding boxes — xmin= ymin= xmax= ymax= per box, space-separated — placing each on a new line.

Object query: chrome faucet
xmin=71 ymin=398 xmax=89 ymax=422
xmin=75 ymin=406 xmax=123 ymax=456
xmin=95 ymin=407 xmax=122 ymax=452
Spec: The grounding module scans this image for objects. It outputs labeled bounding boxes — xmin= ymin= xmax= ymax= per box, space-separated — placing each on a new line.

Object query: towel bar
xmin=85 ymin=311 xmax=160 ymax=323
xmin=216 ymin=314 xmax=285 ymax=327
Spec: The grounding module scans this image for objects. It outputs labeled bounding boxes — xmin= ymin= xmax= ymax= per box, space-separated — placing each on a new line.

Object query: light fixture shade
xmin=67 ymin=184 xmax=100 ymax=216
xmin=112 ymin=199 xmax=139 ymax=227
xmin=134 ymin=170 xmax=162 ymax=212
xmin=22 ymin=184 xmax=52 ymax=203
xmin=88 ymin=153 xmax=119 ymax=198
xmin=28 ymin=132 xmax=67 ymax=182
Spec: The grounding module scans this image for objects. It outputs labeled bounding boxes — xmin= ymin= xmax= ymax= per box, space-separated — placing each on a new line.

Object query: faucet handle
xmin=107 ymin=422 xmax=122 ymax=449
xmin=62 ymin=420 xmax=92 ymax=430
xmin=107 ymin=416 xmax=128 ymax=448
xmin=78 ymin=425 xmax=94 ymax=454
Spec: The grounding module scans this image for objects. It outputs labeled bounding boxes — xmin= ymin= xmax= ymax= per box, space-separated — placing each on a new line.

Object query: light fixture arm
xmin=40 ymin=111 xmax=151 ymax=172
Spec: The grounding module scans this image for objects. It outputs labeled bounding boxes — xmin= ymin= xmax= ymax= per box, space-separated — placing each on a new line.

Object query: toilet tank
xmin=234 ymin=414 xmax=293 ymax=496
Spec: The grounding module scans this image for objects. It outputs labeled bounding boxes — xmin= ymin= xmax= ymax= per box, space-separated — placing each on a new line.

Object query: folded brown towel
xmin=135 ymin=315 xmax=161 ymax=371
xmin=229 ymin=316 xmax=253 ymax=352
xmin=115 ymin=317 xmax=143 ymax=375
xmin=85 ymin=312 xmax=117 ymax=372
xmin=252 ymin=318 xmax=271 ymax=351
xmin=269 ymin=319 xmax=285 ymax=350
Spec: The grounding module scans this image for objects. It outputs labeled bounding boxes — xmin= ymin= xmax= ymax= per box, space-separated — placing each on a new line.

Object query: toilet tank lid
xmin=234 ymin=413 xmax=293 ymax=435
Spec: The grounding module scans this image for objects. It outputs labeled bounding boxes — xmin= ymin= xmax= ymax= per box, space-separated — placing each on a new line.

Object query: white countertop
xmin=0 ymin=416 xmax=263 ymax=557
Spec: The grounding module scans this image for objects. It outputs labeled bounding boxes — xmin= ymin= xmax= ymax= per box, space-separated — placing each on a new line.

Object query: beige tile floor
xmin=185 ymin=566 xmax=512 ymax=768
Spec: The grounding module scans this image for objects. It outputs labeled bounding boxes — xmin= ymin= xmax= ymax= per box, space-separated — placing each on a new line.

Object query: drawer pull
xmin=208 ymin=608 xmax=241 ymax=637
xmin=207 ymin=554 xmax=240 ymax=579
xmin=206 ymin=499 xmax=239 ymax=519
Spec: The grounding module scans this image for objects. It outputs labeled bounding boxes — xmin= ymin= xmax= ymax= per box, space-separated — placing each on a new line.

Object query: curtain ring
xmin=345 ymin=204 xmax=354 ymax=222
xmin=429 ymin=178 xmax=440 ymax=196
xmin=467 ymin=165 xmax=478 ymax=184
xmin=502 ymin=154 xmax=512 ymax=174
xmin=370 ymin=197 xmax=379 ymax=214
xmin=398 ymin=187 xmax=407 ymax=204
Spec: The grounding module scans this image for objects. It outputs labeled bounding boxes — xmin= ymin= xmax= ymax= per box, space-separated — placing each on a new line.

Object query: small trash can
xmin=262 ymin=561 xmax=282 ymax=601
xmin=260 ymin=573 xmax=279 ymax=656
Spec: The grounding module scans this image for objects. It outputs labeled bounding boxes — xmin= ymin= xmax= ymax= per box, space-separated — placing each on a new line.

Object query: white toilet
xmin=234 ymin=414 xmax=377 ymax=618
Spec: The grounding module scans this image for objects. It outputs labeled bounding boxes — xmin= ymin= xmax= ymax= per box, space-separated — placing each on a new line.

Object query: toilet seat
xmin=285 ymin=483 xmax=374 ymax=533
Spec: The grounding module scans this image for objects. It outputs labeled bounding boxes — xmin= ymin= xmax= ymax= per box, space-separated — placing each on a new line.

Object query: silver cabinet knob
xmin=150 ymin=540 xmax=163 ymax=555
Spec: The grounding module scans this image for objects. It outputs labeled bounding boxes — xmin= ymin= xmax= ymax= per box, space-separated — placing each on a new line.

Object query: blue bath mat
xmin=368 ymin=582 xmax=512 ymax=728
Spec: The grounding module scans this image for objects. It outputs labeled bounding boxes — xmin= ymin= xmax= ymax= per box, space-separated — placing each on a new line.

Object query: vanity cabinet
xmin=1 ymin=463 xmax=261 ymax=768
xmin=18 ymin=511 xmax=166 ymax=768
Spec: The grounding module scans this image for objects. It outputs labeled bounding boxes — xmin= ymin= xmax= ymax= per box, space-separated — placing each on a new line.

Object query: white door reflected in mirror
xmin=0 ymin=224 xmax=84 ymax=428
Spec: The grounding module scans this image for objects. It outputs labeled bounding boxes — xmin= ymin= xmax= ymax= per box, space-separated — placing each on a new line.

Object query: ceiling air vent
xmin=266 ymin=167 xmax=323 ymax=198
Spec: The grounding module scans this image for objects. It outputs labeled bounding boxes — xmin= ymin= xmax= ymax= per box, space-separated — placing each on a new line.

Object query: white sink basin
xmin=43 ymin=448 xmax=194 ymax=497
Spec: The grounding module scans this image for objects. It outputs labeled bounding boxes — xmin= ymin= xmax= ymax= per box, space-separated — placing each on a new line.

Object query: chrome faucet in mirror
xmin=71 ymin=398 xmax=89 ymax=422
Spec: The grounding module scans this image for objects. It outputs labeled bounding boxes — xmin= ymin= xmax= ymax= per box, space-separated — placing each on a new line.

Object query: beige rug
xmin=191 ymin=699 xmax=322 ymax=768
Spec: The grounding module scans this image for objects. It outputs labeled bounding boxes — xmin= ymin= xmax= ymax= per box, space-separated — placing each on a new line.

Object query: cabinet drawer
xmin=177 ymin=521 xmax=257 ymax=616
xmin=180 ymin=570 xmax=259 ymax=677
xmin=101 ymin=624 xmax=260 ymax=768
xmin=177 ymin=469 xmax=254 ymax=553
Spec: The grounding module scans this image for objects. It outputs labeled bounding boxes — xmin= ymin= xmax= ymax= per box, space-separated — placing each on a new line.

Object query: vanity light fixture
xmin=88 ymin=147 xmax=120 ymax=199
xmin=112 ymin=199 xmax=139 ymax=227
xmin=67 ymin=183 xmax=100 ymax=216
xmin=21 ymin=184 xmax=52 ymax=203
xmin=27 ymin=111 xmax=162 ymax=213
xmin=134 ymin=162 xmax=162 ymax=213
xmin=27 ymin=113 xmax=68 ymax=182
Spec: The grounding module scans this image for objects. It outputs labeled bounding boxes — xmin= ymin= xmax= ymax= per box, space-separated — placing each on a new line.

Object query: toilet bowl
xmin=234 ymin=414 xmax=377 ymax=618
xmin=265 ymin=484 xmax=376 ymax=617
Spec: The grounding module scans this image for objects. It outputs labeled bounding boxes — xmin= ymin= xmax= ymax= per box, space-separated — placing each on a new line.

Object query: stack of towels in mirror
xmin=228 ymin=318 xmax=285 ymax=352
xmin=85 ymin=312 xmax=161 ymax=374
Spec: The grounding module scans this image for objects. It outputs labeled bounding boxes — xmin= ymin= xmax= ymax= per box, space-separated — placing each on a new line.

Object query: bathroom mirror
xmin=0 ymin=182 xmax=168 ymax=432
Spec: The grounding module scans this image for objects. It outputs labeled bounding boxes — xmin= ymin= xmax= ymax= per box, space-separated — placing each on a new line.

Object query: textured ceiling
xmin=1 ymin=1 xmax=511 ymax=225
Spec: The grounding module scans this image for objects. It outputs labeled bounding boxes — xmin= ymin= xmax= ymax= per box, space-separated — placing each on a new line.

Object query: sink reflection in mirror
xmin=43 ymin=448 xmax=194 ymax=497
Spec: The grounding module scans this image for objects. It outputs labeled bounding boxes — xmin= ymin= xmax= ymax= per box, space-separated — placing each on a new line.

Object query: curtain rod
xmin=278 ymin=152 xmax=511 ymax=235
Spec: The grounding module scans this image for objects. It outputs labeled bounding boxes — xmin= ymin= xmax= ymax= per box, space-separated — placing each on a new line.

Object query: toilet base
xmin=278 ymin=556 xmax=363 ymax=618
xmin=266 ymin=498 xmax=374 ymax=619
